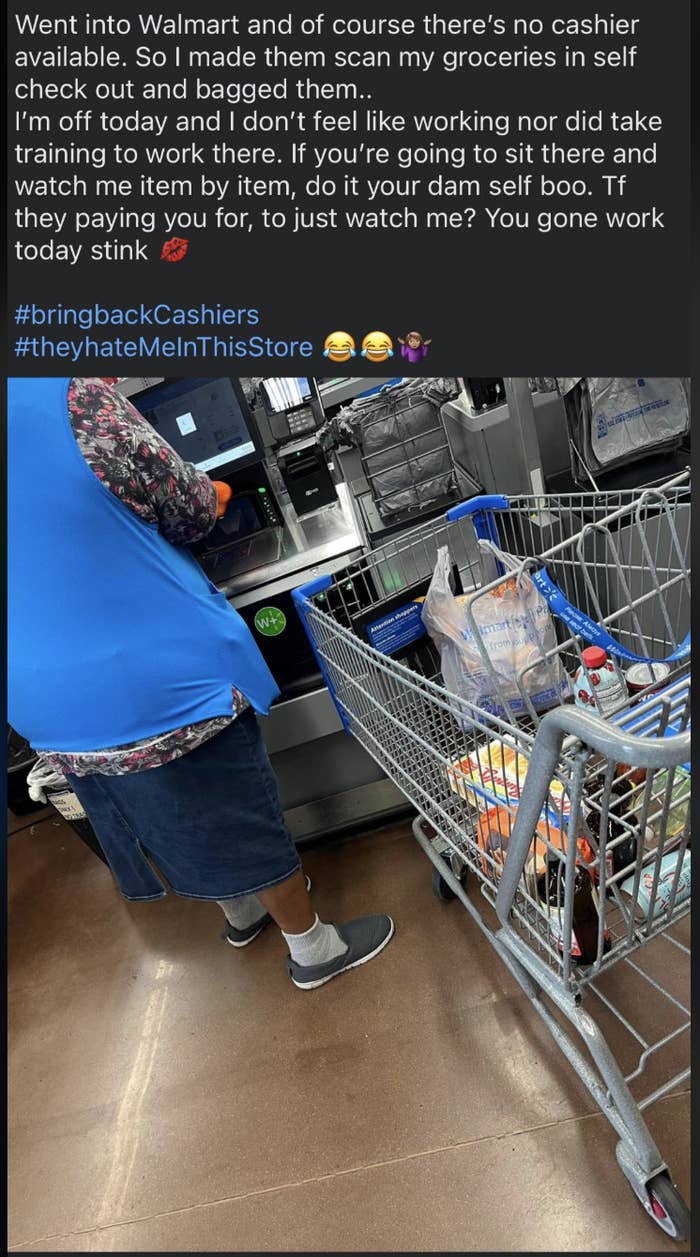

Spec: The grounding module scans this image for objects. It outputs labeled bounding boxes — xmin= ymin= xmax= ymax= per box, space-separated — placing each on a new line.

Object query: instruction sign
xmin=366 ymin=601 xmax=426 ymax=656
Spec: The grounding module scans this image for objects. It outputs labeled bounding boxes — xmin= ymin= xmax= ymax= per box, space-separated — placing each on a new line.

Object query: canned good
xmin=626 ymin=661 xmax=671 ymax=695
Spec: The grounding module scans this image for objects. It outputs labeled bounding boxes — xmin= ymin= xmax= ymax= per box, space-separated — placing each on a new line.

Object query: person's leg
xmin=225 ymin=868 xmax=395 ymax=987
xmin=255 ymin=869 xmax=315 ymax=933
xmin=71 ymin=725 xmax=393 ymax=986
xmin=217 ymin=872 xmax=312 ymax=946
xmin=221 ymin=870 xmax=346 ymax=963
xmin=258 ymin=871 xmax=351 ymax=966
xmin=218 ymin=891 xmax=270 ymax=931
xmin=211 ymin=710 xmax=394 ymax=981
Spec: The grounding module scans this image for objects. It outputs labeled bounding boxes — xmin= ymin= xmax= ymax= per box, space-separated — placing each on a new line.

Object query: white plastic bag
xmin=26 ymin=757 xmax=87 ymax=821
xmin=26 ymin=756 xmax=63 ymax=804
xmin=421 ymin=545 xmax=569 ymax=719
xmin=588 ymin=377 xmax=689 ymax=466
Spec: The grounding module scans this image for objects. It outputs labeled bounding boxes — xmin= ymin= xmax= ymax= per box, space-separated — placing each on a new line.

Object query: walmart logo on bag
xmin=597 ymin=413 xmax=608 ymax=438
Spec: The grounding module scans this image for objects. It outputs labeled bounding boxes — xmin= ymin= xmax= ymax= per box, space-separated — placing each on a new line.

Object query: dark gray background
xmin=6 ymin=0 xmax=691 ymax=375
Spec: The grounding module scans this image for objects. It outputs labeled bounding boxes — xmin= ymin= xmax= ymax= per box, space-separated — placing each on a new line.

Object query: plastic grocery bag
xmin=421 ymin=545 xmax=569 ymax=720
xmin=588 ymin=377 xmax=689 ymax=467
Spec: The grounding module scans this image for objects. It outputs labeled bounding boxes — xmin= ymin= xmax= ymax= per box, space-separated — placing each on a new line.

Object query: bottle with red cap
xmin=573 ymin=646 xmax=629 ymax=716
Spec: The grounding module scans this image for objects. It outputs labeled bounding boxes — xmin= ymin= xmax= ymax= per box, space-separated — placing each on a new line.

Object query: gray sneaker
xmin=287 ymin=914 xmax=395 ymax=989
xmin=225 ymin=874 xmax=312 ymax=948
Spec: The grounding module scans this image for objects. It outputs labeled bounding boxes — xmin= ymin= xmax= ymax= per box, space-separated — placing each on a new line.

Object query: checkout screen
xmin=139 ymin=379 xmax=257 ymax=474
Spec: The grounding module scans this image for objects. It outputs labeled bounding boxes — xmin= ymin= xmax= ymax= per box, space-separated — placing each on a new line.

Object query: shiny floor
xmin=8 ymin=814 xmax=690 ymax=1252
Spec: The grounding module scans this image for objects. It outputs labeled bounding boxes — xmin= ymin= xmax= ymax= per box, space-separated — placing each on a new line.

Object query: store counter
xmin=216 ymin=481 xmax=363 ymax=600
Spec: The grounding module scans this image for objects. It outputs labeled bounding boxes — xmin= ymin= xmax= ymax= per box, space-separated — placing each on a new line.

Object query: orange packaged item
xmin=476 ymin=805 xmax=594 ymax=884
xmin=213 ymin=480 xmax=233 ymax=518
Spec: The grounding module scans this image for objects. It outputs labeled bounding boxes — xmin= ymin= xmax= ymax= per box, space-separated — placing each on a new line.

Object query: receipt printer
xmin=277 ymin=435 xmax=338 ymax=517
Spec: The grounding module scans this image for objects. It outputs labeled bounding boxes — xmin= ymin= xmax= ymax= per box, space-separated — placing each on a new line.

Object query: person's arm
xmin=68 ymin=377 xmax=221 ymax=544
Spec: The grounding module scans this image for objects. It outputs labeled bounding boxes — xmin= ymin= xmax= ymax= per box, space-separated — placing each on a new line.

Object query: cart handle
xmin=292 ymin=576 xmax=350 ymax=732
xmin=494 ymin=704 xmax=690 ymax=926
xmin=445 ymin=495 xmax=510 ymax=568
xmin=445 ymin=494 xmax=510 ymax=524
xmin=292 ymin=574 xmax=334 ymax=604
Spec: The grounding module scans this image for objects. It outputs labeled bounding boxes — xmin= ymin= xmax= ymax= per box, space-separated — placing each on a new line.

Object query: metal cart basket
xmin=293 ymin=472 xmax=691 ymax=1240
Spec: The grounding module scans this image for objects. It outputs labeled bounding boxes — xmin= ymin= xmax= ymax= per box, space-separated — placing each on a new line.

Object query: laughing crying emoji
xmin=323 ymin=331 xmax=356 ymax=364
xmin=361 ymin=331 xmax=394 ymax=364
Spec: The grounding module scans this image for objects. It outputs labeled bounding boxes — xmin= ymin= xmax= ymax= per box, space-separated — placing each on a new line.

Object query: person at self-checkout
xmin=7 ymin=377 xmax=394 ymax=990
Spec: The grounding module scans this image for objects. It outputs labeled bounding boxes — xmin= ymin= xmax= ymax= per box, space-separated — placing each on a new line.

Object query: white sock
xmin=217 ymin=893 xmax=266 ymax=930
xmin=282 ymin=914 xmax=348 ymax=967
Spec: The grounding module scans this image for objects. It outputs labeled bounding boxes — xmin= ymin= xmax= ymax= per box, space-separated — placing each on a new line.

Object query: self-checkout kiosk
xmin=255 ymin=377 xmax=339 ymax=518
xmin=134 ymin=377 xmax=286 ymax=584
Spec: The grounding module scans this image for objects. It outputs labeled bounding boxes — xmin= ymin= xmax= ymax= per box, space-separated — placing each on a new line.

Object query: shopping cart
xmin=293 ymin=472 xmax=691 ymax=1240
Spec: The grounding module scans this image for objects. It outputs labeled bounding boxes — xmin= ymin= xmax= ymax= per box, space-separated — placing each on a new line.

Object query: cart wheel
xmin=644 ymin=1174 xmax=690 ymax=1241
xmin=432 ymin=853 xmax=468 ymax=902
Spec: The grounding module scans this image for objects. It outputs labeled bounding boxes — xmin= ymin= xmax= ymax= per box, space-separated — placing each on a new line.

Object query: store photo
xmin=7 ymin=376 xmax=691 ymax=1251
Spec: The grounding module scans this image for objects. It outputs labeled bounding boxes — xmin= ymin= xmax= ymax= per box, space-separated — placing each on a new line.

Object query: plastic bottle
xmin=573 ymin=646 xmax=628 ymax=716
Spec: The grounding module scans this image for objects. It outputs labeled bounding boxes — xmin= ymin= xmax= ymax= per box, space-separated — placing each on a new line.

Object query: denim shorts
xmin=68 ymin=709 xmax=301 ymax=901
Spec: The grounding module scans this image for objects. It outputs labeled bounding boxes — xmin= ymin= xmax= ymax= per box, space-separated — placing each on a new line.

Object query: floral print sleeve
xmin=67 ymin=378 xmax=219 ymax=544
xmin=42 ymin=695 xmax=249 ymax=779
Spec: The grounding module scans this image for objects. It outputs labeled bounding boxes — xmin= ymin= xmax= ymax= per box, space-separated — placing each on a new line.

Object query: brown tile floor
xmin=8 ymin=817 xmax=691 ymax=1252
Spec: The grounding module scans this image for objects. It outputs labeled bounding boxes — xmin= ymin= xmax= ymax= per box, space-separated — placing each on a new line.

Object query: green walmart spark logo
xmin=254 ymin=607 xmax=287 ymax=637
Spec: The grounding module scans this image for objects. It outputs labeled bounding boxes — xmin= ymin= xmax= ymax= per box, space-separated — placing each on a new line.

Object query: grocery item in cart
xmin=449 ymin=737 xmax=570 ymax=826
xmin=644 ymin=765 xmax=690 ymax=846
xmin=625 ymin=661 xmax=672 ymax=696
xmin=620 ymin=849 xmax=690 ymax=920
xmin=585 ymin=770 xmax=645 ymax=887
xmin=538 ymin=856 xmax=611 ymax=964
xmin=573 ymin=647 xmax=628 ymax=716
xmin=422 ymin=546 xmax=568 ymax=720
xmin=475 ymin=805 xmax=594 ymax=885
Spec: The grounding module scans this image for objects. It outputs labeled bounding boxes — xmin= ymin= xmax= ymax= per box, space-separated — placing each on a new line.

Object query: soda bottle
xmin=571 ymin=867 xmax=612 ymax=964
xmin=536 ymin=853 xmax=610 ymax=964
xmin=605 ymin=776 xmax=639 ymax=879
xmin=586 ymin=768 xmax=644 ymax=890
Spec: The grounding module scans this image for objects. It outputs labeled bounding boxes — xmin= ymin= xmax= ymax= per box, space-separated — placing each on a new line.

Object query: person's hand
xmin=398 ymin=338 xmax=405 ymax=344
xmin=213 ymin=481 xmax=233 ymax=518
xmin=424 ymin=340 xmax=432 ymax=346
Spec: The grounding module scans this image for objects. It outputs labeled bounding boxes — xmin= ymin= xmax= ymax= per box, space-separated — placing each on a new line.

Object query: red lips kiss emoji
xmin=161 ymin=237 xmax=189 ymax=262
